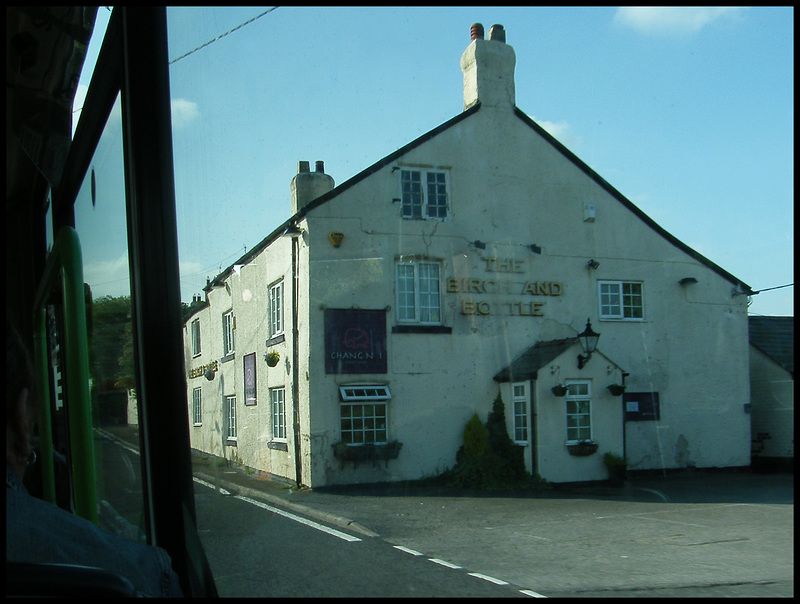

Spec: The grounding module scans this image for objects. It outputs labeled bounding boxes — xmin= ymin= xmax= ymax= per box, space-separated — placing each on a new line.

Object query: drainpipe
xmin=621 ymin=372 xmax=630 ymax=462
xmin=291 ymin=233 xmax=303 ymax=486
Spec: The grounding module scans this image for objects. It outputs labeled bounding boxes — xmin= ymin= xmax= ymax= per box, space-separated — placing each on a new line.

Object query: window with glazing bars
xmin=396 ymin=261 xmax=441 ymax=324
xmin=340 ymin=403 xmax=387 ymax=444
xmin=566 ymin=382 xmax=592 ymax=442
xmin=400 ymin=169 xmax=449 ymax=219
xmin=271 ymin=387 xmax=286 ymax=440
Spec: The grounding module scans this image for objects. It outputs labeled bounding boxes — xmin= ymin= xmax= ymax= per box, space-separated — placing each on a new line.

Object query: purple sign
xmin=324 ymin=309 xmax=387 ymax=374
xmin=244 ymin=352 xmax=256 ymax=405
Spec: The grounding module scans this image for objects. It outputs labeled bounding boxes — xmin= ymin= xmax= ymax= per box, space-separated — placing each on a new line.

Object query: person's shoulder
xmin=7 ymin=488 xmax=182 ymax=597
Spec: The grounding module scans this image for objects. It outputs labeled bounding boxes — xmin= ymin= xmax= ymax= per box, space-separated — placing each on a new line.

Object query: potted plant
xmin=265 ymin=351 xmax=280 ymax=367
xmin=566 ymin=439 xmax=598 ymax=456
xmin=551 ymin=384 xmax=569 ymax=397
xmin=607 ymin=383 xmax=626 ymax=396
xmin=603 ymin=451 xmax=627 ymax=487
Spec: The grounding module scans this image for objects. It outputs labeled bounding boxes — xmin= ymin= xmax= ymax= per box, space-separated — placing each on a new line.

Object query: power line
xmin=752 ymin=283 xmax=793 ymax=294
xmin=169 ymin=6 xmax=279 ymax=65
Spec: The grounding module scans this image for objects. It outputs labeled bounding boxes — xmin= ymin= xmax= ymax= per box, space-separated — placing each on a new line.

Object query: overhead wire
xmin=169 ymin=6 xmax=279 ymax=65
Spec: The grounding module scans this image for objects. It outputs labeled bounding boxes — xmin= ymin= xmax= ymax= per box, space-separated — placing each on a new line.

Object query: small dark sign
xmin=244 ymin=352 xmax=256 ymax=406
xmin=325 ymin=309 xmax=387 ymax=374
xmin=623 ymin=392 xmax=660 ymax=421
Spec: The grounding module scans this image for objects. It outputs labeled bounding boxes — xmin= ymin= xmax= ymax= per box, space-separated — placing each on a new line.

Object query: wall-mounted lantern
xmin=577 ymin=318 xmax=600 ymax=369
xmin=586 ymin=259 xmax=600 ymax=270
xmin=329 ymin=232 xmax=344 ymax=248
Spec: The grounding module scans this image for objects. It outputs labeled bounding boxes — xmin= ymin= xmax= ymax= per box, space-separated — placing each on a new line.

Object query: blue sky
xmin=76 ymin=7 xmax=793 ymax=316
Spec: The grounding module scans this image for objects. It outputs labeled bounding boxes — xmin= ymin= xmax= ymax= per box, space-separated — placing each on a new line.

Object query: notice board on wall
xmin=623 ymin=392 xmax=660 ymax=421
xmin=324 ymin=309 xmax=387 ymax=374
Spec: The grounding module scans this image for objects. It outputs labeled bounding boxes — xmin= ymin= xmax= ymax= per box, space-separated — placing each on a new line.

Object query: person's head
xmin=7 ymin=316 xmax=35 ymax=479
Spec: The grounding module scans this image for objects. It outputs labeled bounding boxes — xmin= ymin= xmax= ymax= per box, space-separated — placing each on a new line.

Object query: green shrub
xmin=463 ymin=413 xmax=489 ymax=460
xmin=438 ymin=392 xmax=551 ymax=491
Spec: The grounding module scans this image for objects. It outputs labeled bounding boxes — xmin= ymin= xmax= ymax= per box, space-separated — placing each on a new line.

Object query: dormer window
xmin=400 ymin=168 xmax=450 ymax=220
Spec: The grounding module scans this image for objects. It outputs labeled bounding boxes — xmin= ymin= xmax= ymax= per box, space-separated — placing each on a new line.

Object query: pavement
xmin=190 ymin=449 xmax=794 ymax=539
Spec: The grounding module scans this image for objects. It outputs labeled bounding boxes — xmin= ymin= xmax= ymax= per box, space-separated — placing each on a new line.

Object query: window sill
xmin=268 ymin=441 xmax=288 ymax=452
xmin=225 ymin=439 xmax=237 ymax=447
xmin=220 ymin=353 xmax=235 ymax=363
xmin=392 ymin=325 xmax=452 ymax=334
xmin=265 ymin=333 xmax=285 ymax=347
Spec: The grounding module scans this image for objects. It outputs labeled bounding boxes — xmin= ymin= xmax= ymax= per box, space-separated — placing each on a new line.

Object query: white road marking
xmin=520 ymin=589 xmax=548 ymax=597
xmin=193 ymin=478 xmax=360 ymax=542
xmin=468 ymin=572 xmax=509 ymax=585
xmin=393 ymin=545 xmax=423 ymax=556
xmin=429 ymin=558 xmax=461 ymax=569
xmin=236 ymin=495 xmax=362 ymax=542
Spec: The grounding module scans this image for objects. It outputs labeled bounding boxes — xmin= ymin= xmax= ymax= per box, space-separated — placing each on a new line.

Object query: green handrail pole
xmin=33 ymin=308 xmax=56 ymax=505
xmin=32 ymin=226 xmax=97 ymax=523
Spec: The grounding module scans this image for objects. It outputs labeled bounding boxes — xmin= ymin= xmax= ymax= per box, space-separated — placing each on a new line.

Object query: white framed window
xmin=565 ymin=381 xmax=592 ymax=443
xmin=341 ymin=402 xmax=387 ymax=444
xmin=225 ymin=394 xmax=237 ymax=440
xmin=598 ymin=281 xmax=643 ymax=320
xmin=269 ymin=280 xmax=284 ymax=337
xmin=396 ymin=260 xmax=441 ymax=324
xmin=191 ymin=319 xmax=201 ymax=357
xmin=222 ymin=309 xmax=235 ymax=355
xmin=271 ymin=387 xmax=286 ymax=440
xmin=339 ymin=385 xmax=391 ymax=401
xmin=512 ymin=382 xmax=528 ymax=443
xmin=400 ymin=168 xmax=449 ymax=220
xmin=192 ymin=387 xmax=202 ymax=426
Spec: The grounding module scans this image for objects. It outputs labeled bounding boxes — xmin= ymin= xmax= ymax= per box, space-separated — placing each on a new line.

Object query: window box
xmin=332 ymin=441 xmax=403 ymax=468
xmin=566 ymin=440 xmax=598 ymax=456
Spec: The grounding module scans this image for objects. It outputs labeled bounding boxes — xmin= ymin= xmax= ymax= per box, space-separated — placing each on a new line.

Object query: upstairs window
xmin=396 ymin=260 xmax=442 ymax=325
xmin=269 ymin=280 xmax=284 ymax=337
xmin=400 ymin=169 xmax=449 ymax=220
xmin=598 ymin=281 xmax=643 ymax=320
xmin=191 ymin=319 xmax=201 ymax=357
xmin=222 ymin=310 xmax=235 ymax=356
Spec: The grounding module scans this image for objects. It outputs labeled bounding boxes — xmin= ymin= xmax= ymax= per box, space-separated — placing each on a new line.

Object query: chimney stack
xmin=460 ymin=23 xmax=516 ymax=110
xmin=291 ymin=160 xmax=335 ymax=213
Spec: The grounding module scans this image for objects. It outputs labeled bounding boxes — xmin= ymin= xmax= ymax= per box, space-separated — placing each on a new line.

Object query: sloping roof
xmin=493 ymin=338 xmax=577 ymax=382
xmin=749 ymin=316 xmax=794 ymax=376
xmin=512 ymin=108 xmax=753 ymax=295
xmin=206 ymin=101 xmax=753 ymax=297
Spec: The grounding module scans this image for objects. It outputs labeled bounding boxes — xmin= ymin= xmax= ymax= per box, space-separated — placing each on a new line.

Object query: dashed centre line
xmin=469 ymin=572 xmax=509 ymax=585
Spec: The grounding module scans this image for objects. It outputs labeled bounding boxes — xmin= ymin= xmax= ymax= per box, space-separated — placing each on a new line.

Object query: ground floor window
xmin=192 ymin=387 xmax=202 ymax=426
xmin=341 ymin=403 xmax=387 ymax=444
xmin=271 ymin=387 xmax=286 ymax=440
xmin=566 ymin=382 xmax=592 ymax=442
xmin=512 ymin=382 xmax=528 ymax=443
xmin=225 ymin=394 xmax=237 ymax=441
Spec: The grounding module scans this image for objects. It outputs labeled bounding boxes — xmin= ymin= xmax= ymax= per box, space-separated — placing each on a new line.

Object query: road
xmin=193 ymin=478 xmax=530 ymax=597
xmin=95 ymin=427 xmax=794 ymax=598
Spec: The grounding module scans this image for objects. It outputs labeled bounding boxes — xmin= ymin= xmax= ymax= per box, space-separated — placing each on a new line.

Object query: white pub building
xmin=183 ymin=24 xmax=753 ymax=487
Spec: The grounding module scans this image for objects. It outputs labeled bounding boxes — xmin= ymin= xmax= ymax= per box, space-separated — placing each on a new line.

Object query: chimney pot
xmin=297 ymin=160 xmax=310 ymax=173
xmin=470 ymin=23 xmax=484 ymax=41
xmin=488 ymin=24 xmax=505 ymax=43
xmin=315 ymin=160 xmax=325 ymax=173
